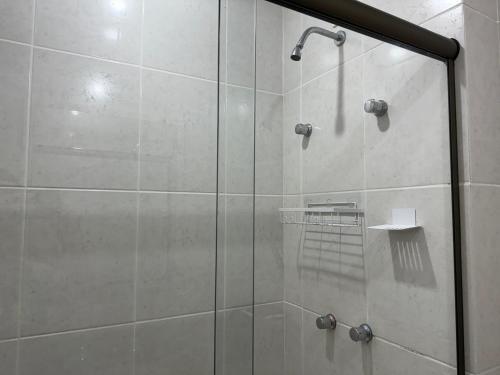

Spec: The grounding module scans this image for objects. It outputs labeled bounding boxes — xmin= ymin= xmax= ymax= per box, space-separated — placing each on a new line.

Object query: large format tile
xmin=284 ymin=303 xmax=302 ymax=375
xmin=0 ymin=0 xmax=34 ymax=43
xmin=301 ymin=57 xmax=364 ymax=194
xmin=140 ymin=70 xmax=217 ymax=192
xmin=256 ymin=0 xmax=282 ymax=93
xmin=302 ymin=309 xmax=364 ymax=375
xmin=0 ymin=190 xmax=23 ymax=339
xmin=216 ymin=307 xmax=252 ymax=375
xmin=225 ymin=0 xmax=255 ymax=88
xmin=255 ymin=92 xmax=283 ymax=195
xmin=218 ymin=195 xmax=253 ymax=308
xmin=0 ymin=41 xmax=30 ymax=186
xmin=371 ymin=338 xmax=455 ymax=375
xmin=0 ymin=341 xmax=17 ymax=375
xmin=34 ymin=0 xmax=142 ymax=64
xmin=135 ymin=313 xmax=214 ymax=375
xmin=21 ymin=190 xmax=136 ymax=335
xmin=301 ymin=15 xmax=364 ymax=84
xmin=465 ymin=0 xmax=498 ymax=18
xmin=364 ymin=43 xmax=450 ymax=189
xmin=466 ymin=185 xmax=500 ymax=372
xmin=421 ymin=7 xmax=467 ymax=182
xmin=365 ymin=187 xmax=456 ymax=365
xmin=359 ymin=0 xmax=460 ymax=26
xmin=136 ymin=193 xmax=216 ymax=319
xmin=300 ymin=192 xmax=366 ymax=326
xmin=223 ymin=85 xmax=255 ymax=194
xmin=283 ymin=8 xmax=302 ymax=92
xmin=254 ymin=303 xmax=284 ymax=375
xmin=254 ymin=196 xmax=283 ymax=304
xmin=29 ymin=50 xmax=140 ymax=189
xmin=464 ymin=8 xmax=500 ymax=184
xmin=283 ymin=196 xmax=302 ymax=305
xmin=283 ymin=89 xmax=301 ymax=195
xmin=143 ymin=0 xmax=218 ymax=80
xmin=19 ymin=325 xmax=134 ymax=375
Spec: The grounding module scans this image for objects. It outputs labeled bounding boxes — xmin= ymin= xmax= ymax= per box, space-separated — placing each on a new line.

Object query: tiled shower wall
xmin=0 ymin=1 xmax=223 ymax=374
xmin=281 ymin=1 xmax=500 ymax=375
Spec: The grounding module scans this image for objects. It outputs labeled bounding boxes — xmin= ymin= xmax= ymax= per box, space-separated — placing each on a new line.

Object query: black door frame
xmin=265 ymin=1 xmax=464 ymax=374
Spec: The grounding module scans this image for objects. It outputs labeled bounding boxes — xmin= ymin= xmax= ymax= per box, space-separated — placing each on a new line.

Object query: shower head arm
xmin=295 ymin=26 xmax=345 ymax=48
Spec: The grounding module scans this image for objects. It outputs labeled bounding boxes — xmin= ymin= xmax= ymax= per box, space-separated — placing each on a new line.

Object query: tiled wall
xmin=0 ymin=0 xmax=222 ymax=374
xmin=217 ymin=0 xmax=285 ymax=374
xmin=281 ymin=1 xmax=500 ymax=375
xmin=281 ymin=3 xmax=472 ymax=375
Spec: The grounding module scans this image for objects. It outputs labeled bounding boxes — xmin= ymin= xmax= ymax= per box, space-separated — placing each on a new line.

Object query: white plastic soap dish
xmin=368 ymin=208 xmax=421 ymax=231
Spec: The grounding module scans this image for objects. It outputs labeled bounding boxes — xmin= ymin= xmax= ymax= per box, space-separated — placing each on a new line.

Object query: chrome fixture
xmin=316 ymin=314 xmax=337 ymax=330
xmin=295 ymin=123 xmax=313 ymax=137
xmin=364 ymin=99 xmax=388 ymax=117
xmin=349 ymin=324 xmax=373 ymax=343
xmin=290 ymin=27 xmax=346 ymax=61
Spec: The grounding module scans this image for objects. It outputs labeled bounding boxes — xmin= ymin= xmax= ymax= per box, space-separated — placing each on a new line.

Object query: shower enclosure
xmin=0 ymin=0 xmax=462 ymax=374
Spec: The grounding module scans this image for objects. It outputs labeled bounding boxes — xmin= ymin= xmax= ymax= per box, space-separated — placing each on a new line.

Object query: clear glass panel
xmin=218 ymin=0 xmax=457 ymax=374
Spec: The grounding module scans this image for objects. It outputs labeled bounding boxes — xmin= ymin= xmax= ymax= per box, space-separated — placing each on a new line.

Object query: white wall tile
xmin=363 ymin=43 xmax=450 ymax=189
xmin=254 ymin=197 xmax=283 ymax=304
xmin=34 ymin=0 xmax=142 ymax=64
xmin=301 ymin=15 xmax=364 ymax=84
xmin=256 ymin=92 xmax=283 ymax=195
xmin=463 ymin=8 xmax=500 ymax=184
xmin=29 ymin=49 xmax=140 ymax=190
xmin=140 ymin=70 xmax=217 ymax=193
xmin=301 ymin=57 xmax=364 ymax=194
xmin=225 ymin=0 xmax=255 ymax=88
xmin=283 ymin=8 xmax=302 ymax=93
xmin=0 ymin=41 xmax=30 ymax=186
xmin=143 ymin=0 xmax=218 ymax=80
xmin=365 ymin=187 xmax=456 ymax=365
xmin=19 ymin=325 xmax=134 ymax=375
xmin=359 ymin=0 xmax=460 ymax=25
xmin=135 ymin=313 xmax=214 ymax=375
xmin=137 ymin=193 xmax=216 ymax=319
xmin=0 ymin=0 xmax=34 ymax=43
xmin=0 ymin=341 xmax=17 ymax=375
xmin=21 ymin=190 xmax=137 ymax=335
xmin=0 ymin=190 xmax=23 ymax=340
xmin=465 ymin=185 xmax=500 ymax=373
xmin=254 ymin=303 xmax=284 ymax=375
xmin=371 ymin=338 xmax=455 ymax=375
xmin=256 ymin=0 xmax=283 ymax=93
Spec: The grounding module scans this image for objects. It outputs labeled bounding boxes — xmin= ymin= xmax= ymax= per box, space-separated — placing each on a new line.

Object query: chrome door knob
xmin=316 ymin=313 xmax=337 ymax=330
xmin=349 ymin=324 xmax=373 ymax=342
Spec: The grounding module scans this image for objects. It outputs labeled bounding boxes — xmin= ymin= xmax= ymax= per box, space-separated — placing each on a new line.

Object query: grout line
xmin=0 ymin=38 xmax=31 ymax=47
xmin=30 ymin=44 xmax=218 ymax=85
xmin=0 ymin=186 xmax=218 ymax=195
xmin=225 ymin=82 xmax=283 ymax=96
xmin=283 ymin=183 xmax=452 ymax=197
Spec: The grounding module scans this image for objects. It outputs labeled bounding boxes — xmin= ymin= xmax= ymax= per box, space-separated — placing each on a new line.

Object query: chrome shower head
xmin=290 ymin=45 xmax=303 ymax=61
xmin=290 ymin=27 xmax=346 ymax=62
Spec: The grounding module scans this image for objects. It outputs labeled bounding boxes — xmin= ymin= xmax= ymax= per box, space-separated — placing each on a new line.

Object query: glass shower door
xmin=217 ymin=1 xmax=458 ymax=375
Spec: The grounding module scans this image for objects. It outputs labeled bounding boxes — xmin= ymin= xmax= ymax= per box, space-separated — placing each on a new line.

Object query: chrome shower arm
xmin=290 ymin=26 xmax=346 ymax=61
xmin=296 ymin=26 xmax=344 ymax=48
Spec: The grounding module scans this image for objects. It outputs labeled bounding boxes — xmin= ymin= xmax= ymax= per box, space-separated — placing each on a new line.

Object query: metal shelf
xmin=279 ymin=202 xmax=363 ymax=227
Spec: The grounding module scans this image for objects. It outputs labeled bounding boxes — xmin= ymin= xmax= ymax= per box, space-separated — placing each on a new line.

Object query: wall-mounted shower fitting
xmin=316 ymin=313 xmax=337 ymax=330
xmin=349 ymin=324 xmax=373 ymax=343
xmin=291 ymin=27 xmax=346 ymax=61
xmin=364 ymin=99 xmax=388 ymax=117
xmin=295 ymin=123 xmax=313 ymax=137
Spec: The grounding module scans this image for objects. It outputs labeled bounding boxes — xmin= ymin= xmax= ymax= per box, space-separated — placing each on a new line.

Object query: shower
xmin=290 ymin=26 xmax=346 ymax=61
